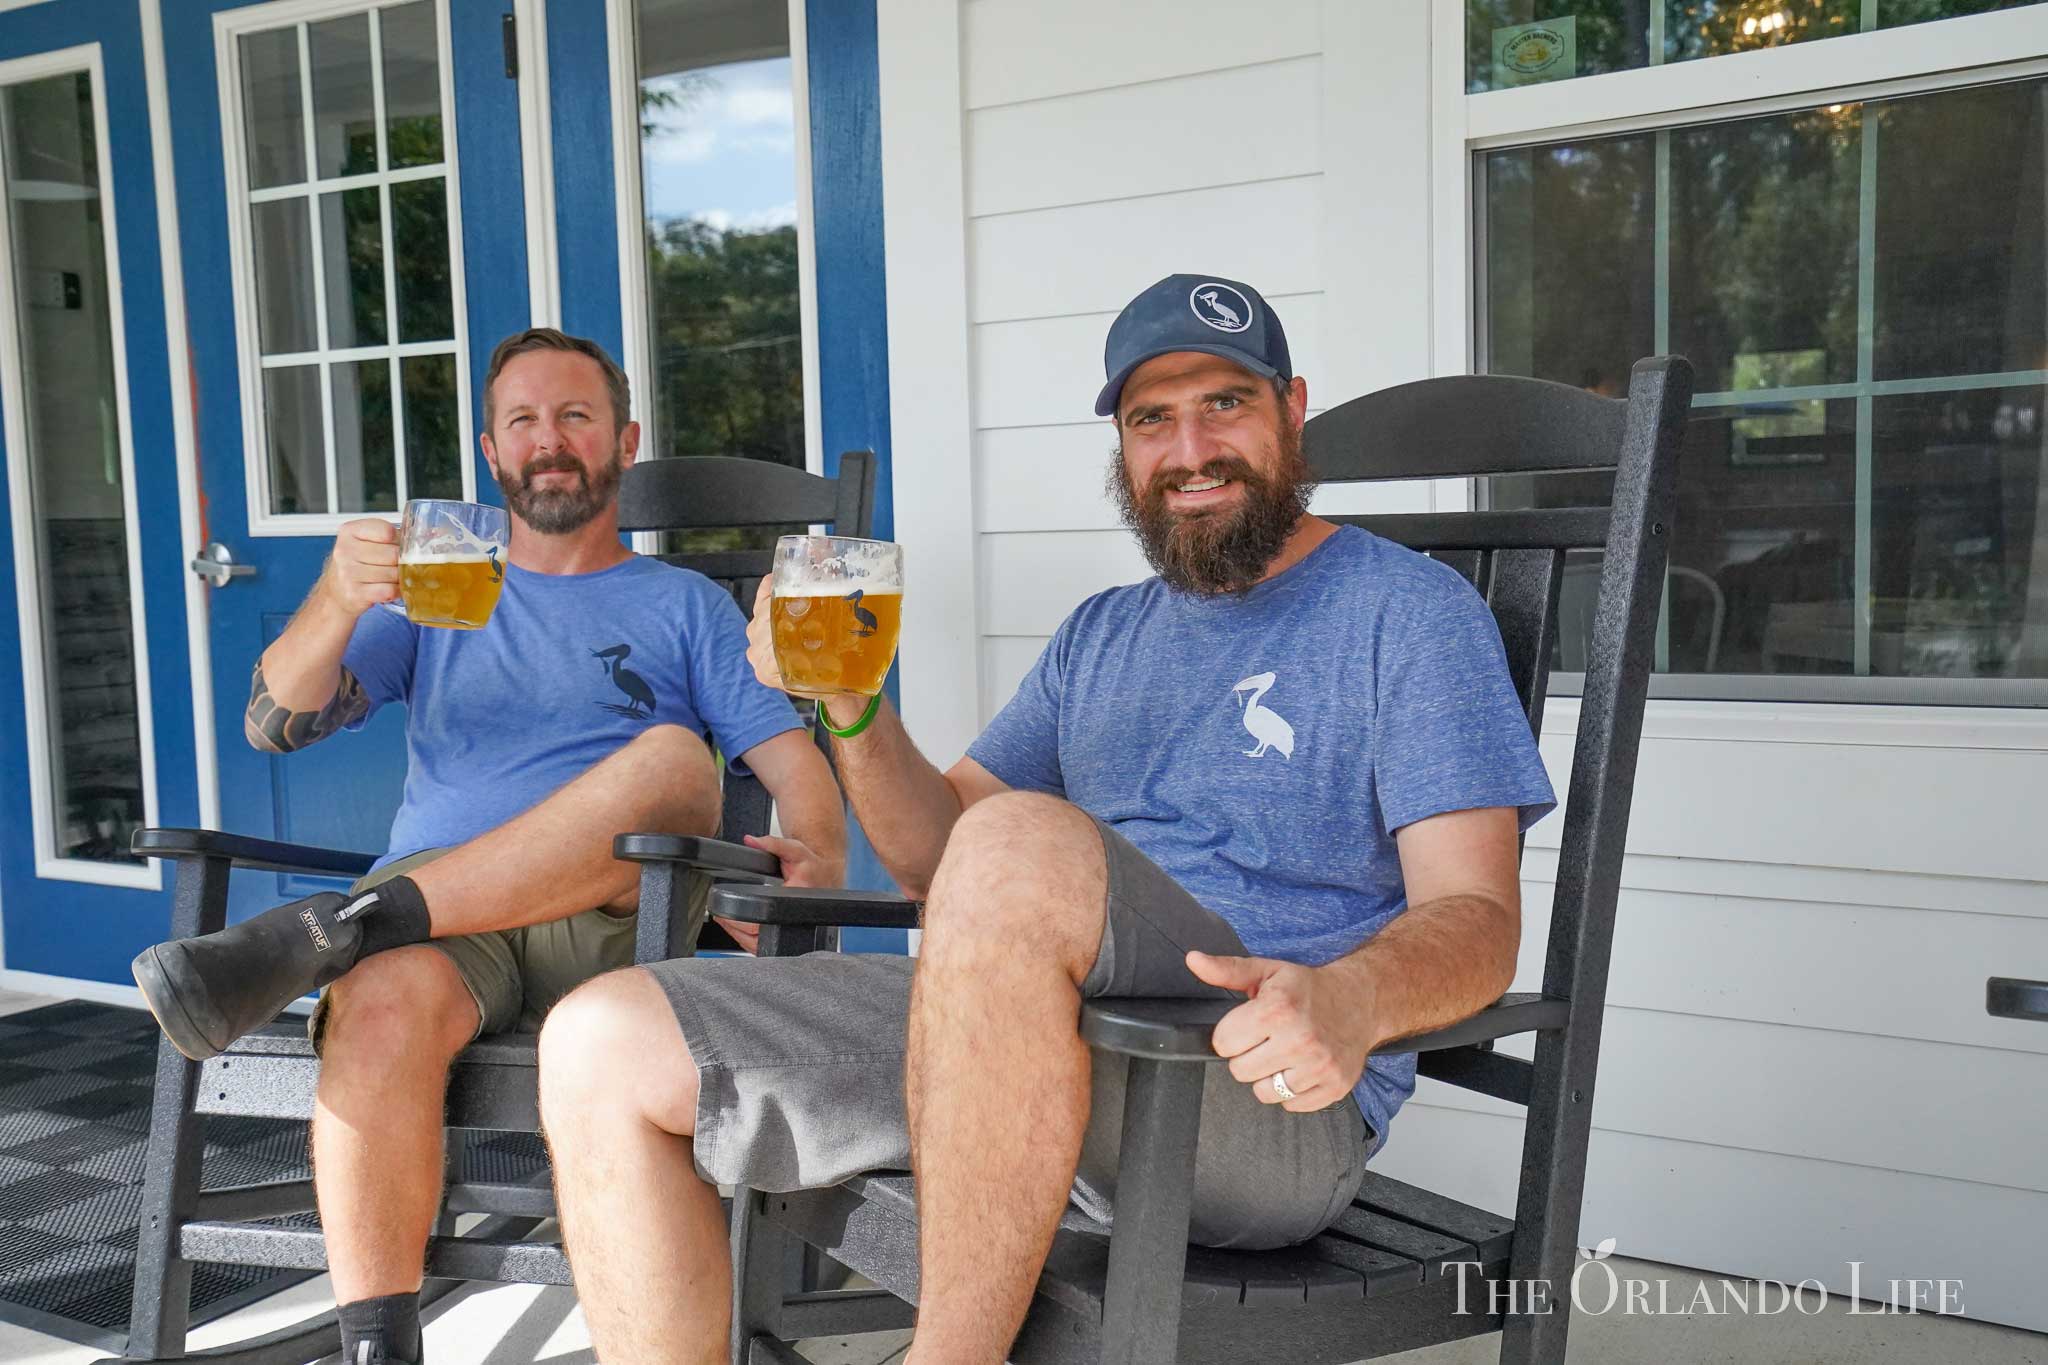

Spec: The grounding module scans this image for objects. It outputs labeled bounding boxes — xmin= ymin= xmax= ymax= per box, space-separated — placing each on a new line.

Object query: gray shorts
xmin=643 ymin=820 xmax=1379 ymax=1251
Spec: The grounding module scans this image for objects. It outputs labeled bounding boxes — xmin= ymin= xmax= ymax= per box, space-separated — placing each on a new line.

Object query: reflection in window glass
xmin=236 ymin=7 xmax=462 ymax=517
xmin=1483 ymin=78 xmax=2048 ymax=689
xmin=636 ymin=0 xmax=809 ymax=553
xmin=1466 ymin=0 xmax=2048 ymax=92
xmin=309 ymin=12 xmax=377 ymax=179
xmin=3 ymin=72 xmax=147 ymax=863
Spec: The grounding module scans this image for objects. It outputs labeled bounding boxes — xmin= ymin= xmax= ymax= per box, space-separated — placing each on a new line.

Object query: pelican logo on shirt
xmin=592 ymin=642 xmax=657 ymax=719
xmin=1231 ymin=671 xmax=1295 ymax=759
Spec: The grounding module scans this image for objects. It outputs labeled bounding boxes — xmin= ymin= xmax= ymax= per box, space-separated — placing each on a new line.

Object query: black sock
xmin=341 ymin=874 xmax=433 ymax=959
xmin=337 ymin=1291 xmax=422 ymax=1364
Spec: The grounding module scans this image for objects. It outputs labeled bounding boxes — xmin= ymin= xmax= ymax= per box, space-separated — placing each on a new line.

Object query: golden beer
xmin=771 ymin=588 xmax=902 ymax=697
xmin=399 ymin=554 xmax=504 ymax=630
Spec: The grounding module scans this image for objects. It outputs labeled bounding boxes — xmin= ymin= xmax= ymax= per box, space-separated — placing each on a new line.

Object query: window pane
xmin=390 ymin=177 xmax=453 ymax=340
xmin=637 ymin=0 xmax=807 ymax=480
xmin=240 ymin=28 xmax=306 ymax=189
xmin=1872 ymin=386 xmax=2047 ymax=678
xmin=332 ymin=359 xmax=394 ymax=513
xmin=264 ymin=364 xmax=327 ymax=514
xmin=1466 ymin=2 xmax=2048 ymax=92
xmin=4 ymin=72 xmax=145 ymax=863
xmin=1465 ymin=2 xmax=1651 ymax=92
xmin=1874 ymin=82 xmax=2047 ymax=382
xmin=309 ymin=12 xmax=377 ymax=179
xmin=381 ymin=1 xmax=443 ymax=168
xmin=320 ymin=187 xmax=385 ymax=348
xmin=1481 ymin=75 xmax=2048 ymax=692
xmin=1484 ymin=136 xmax=1654 ymax=391
xmin=1670 ymin=105 xmax=1862 ymax=395
xmin=250 ymin=197 xmax=317 ymax=354
xmin=402 ymin=352 xmax=461 ymax=498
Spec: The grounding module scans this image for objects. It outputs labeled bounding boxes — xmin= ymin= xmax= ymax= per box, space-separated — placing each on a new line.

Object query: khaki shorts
xmin=310 ymin=847 xmax=713 ymax=1047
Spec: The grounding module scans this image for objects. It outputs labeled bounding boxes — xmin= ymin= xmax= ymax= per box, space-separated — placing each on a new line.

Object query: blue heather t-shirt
xmin=966 ymin=526 xmax=1556 ymax=1145
xmin=343 ymin=556 xmax=803 ymax=871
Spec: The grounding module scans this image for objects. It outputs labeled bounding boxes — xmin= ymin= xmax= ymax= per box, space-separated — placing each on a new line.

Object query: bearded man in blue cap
xmin=538 ymin=276 xmax=1556 ymax=1365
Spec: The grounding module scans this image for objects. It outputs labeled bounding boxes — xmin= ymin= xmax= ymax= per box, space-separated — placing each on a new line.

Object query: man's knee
xmin=321 ymin=947 xmax=476 ymax=1065
xmin=540 ymin=968 xmax=699 ymax=1136
xmin=926 ymin=792 xmax=1105 ymax=961
xmin=622 ymin=724 xmax=720 ymax=828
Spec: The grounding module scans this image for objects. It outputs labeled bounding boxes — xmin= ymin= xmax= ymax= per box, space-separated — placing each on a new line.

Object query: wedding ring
xmin=1271 ymin=1070 xmax=1296 ymax=1101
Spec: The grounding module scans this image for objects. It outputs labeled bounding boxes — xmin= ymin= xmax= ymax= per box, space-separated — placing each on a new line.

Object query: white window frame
xmin=1430 ymin=0 xmax=2048 ymax=710
xmin=0 ymin=43 xmax=164 ymax=890
xmin=607 ymin=0 xmax=826 ymax=562
xmin=216 ymin=0 xmax=476 ymax=538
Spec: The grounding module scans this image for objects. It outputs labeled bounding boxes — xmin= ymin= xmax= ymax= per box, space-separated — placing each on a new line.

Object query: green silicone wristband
xmin=816 ymin=693 xmax=881 ymax=739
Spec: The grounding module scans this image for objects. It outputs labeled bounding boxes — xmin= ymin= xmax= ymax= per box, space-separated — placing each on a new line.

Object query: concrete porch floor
xmin=3 ymin=988 xmax=2041 ymax=1365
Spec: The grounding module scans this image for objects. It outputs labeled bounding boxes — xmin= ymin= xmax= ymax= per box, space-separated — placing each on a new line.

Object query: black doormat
xmin=0 ymin=999 xmax=549 ymax=1352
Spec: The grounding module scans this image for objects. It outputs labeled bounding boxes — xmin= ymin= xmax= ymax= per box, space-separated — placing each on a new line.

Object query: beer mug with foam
xmin=388 ymin=499 xmax=509 ymax=629
xmin=770 ymin=535 xmax=904 ymax=697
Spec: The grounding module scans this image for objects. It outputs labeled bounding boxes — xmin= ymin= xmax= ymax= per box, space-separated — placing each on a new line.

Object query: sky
xmin=638 ymin=57 xmax=798 ymax=233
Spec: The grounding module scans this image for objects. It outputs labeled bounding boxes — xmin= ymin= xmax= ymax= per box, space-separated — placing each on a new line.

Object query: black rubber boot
xmin=131 ymin=890 xmax=365 ymax=1061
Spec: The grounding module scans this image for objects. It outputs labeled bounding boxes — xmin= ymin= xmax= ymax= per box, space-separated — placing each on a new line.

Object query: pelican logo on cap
xmin=1189 ymin=283 xmax=1253 ymax=334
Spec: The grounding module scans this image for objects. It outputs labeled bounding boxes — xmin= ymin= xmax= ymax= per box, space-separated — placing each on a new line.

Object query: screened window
xmin=231 ymin=0 xmax=467 ymax=523
xmin=1483 ymin=77 xmax=2048 ymax=698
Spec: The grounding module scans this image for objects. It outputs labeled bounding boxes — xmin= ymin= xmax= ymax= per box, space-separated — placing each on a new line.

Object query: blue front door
xmin=0 ymin=1 xmax=202 ymax=982
xmin=162 ymin=0 xmax=534 ymax=920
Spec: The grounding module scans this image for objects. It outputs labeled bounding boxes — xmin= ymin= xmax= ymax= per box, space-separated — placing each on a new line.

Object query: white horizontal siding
xmin=1535 ymin=732 xmax=2048 ymax=884
xmin=965 ymin=56 xmax=1321 ymax=217
xmin=979 ymin=530 xmax=1152 ymax=636
xmin=1515 ymin=884 xmax=2048 ymax=1056
xmin=972 ymin=293 xmax=1324 ymax=431
xmin=1374 ymin=1107 xmax=2048 ymax=1334
xmin=961 ymin=0 xmax=1319 ymax=110
xmin=1424 ymin=1006 xmax=2048 ymax=1194
xmin=968 ymin=177 xmax=1322 ymax=323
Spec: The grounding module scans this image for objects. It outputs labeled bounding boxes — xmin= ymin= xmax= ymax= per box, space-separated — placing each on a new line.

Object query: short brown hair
xmin=483 ymin=328 xmax=632 ymax=434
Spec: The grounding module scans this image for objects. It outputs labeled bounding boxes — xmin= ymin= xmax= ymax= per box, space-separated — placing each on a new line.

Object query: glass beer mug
xmin=386 ymin=499 xmax=508 ymax=630
xmin=769 ymin=535 xmax=904 ymax=697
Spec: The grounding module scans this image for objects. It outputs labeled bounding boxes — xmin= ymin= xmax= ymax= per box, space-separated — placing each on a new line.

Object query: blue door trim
xmin=0 ymin=0 xmax=200 ymax=983
xmin=546 ymin=0 xmax=623 ymax=359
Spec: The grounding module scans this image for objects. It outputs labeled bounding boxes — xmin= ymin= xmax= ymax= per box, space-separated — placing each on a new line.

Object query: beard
xmin=1108 ymin=421 xmax=1317 ymax=596
xmin=493 ymin=447 xmax=624 ymax=535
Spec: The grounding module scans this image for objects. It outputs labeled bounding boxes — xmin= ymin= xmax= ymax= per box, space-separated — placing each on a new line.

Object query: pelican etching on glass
xmin=593 ymin=643 xmax=657 ymax=718
xmin=845 ymin=588 xmax=880 ymax=638
xmin=1231 ymin=671 xmax=1294 ymax=759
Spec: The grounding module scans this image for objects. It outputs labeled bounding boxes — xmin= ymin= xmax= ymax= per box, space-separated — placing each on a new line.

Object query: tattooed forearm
xmin=244 ymin=664 xmax=369 ymax=753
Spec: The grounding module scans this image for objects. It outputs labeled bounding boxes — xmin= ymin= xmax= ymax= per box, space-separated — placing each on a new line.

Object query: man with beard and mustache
xmin=534 ymin=277 xmax=1557 ymax=1365
xmin=128 ymin=328 xmax=844 ymax=1365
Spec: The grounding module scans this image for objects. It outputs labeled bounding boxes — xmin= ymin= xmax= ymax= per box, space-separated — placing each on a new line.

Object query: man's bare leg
xmin=312 ymin=946 xmax=478 ymax=1307
xmin=133 ymin=724 xmax=722 ymax=1061
xmin=409 ymin=722 xmax=721 ymax=935
xmin=539 ymin=967 xmax=726 ymax=1365
xmin=904 ymin=792 xmax=1107 ymax=1365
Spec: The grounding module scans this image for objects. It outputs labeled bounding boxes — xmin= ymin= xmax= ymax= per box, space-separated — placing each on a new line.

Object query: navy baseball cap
xmin=1094 ymin=273 xmax=1292 ymax=417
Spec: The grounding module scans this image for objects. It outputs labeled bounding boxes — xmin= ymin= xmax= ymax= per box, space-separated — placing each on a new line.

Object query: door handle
xmin=190 ymin=541 xmax=257 ymax=587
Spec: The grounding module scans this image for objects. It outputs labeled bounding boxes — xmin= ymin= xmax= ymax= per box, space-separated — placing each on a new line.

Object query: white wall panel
xmin=1510 ymin=888 xmax=2048 ymax=1056
xmin=1414 ymin=1006 xmax=2048 ymax=1192
xmin=973 ymin=294 xmax=1324 ymax=431
xmin=961 ymin=0 xmax=1319 ymax=110
xmin=1374 ymin=1107 xmax=2048 ymax=1334
xmin=980 ymin=529 xmax=1152 ymax=636
xmin=965 ymin=57 xmax=1321 ymax=217
xmin=968 ymin=177 xmax=1322 ymax=323
xmin=1532 ymin=735 xmax=2048 ymax=884
xmin=976 ymin=425 xmax=1118 ymax=532
xmin=1522 ymin=845 xmax=2048 ymax=922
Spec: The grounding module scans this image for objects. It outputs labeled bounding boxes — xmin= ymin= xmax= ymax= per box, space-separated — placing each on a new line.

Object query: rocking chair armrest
xmin=1988 ymin=977 xmax=2048 ymax=1023
xmin=612 ymin=834 xmax=783 ymax=882
xmin=707 ymin=884 xmax=923 ymax=930
xmin=130 ymin=827 xmax=379 ymax=879
xmin=1080 ymin=991 xmax=1571 ymax=1062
